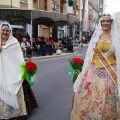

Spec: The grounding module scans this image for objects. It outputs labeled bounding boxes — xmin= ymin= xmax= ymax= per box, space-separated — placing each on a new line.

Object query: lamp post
xmin=79 ymin=0 xmax=86 ymax=42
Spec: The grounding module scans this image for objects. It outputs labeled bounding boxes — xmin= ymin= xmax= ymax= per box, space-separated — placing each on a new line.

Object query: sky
xmin=105 ymin=0 xmax=120 ymax=13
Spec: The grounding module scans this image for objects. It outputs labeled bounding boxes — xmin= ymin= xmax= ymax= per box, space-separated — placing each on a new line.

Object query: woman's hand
xmin=75 ymin=70 xmax=80 ymax=74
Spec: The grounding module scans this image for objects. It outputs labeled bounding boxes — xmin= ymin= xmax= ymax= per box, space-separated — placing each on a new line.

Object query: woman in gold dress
xmin=71 ymin=14 xmax=120 ymax=120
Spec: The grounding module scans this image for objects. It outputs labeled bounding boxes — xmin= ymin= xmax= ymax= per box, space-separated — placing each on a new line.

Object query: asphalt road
xmin=28 ymin=47 xmax=87 ymax=120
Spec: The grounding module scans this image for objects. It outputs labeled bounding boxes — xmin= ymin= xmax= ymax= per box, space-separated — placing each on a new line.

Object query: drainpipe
xmin=11 ymin=0 xmax=12 ymax=8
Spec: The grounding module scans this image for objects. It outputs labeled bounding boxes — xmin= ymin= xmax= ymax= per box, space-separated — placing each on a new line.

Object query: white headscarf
xmin=0 ymin=22 xmax=24 ymax=109
xmin=74 ymin=13 xmax=120 ymax=96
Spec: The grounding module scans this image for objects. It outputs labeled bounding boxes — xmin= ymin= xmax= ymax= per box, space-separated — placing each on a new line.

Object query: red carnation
xmin=26 ymin=61 xmax=37 ymax=72
xmin=72 ymin=58 xmax=84 ymax=64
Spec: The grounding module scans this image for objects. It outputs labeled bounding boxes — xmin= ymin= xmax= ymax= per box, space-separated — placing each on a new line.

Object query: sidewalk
xmin=25 ymin=51 xmax=78 ymax=61
xmin=25 ymin=43 xmax=89 ymax=61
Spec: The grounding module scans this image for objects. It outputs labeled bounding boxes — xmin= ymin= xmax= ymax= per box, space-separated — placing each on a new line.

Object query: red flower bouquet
xmin=26 ymin=61 xmax=37 ymax=73
xmin=21 ymin=61 xmax=38 ymax=85
xmin=68 ymin=58 xmax=84 ymax=83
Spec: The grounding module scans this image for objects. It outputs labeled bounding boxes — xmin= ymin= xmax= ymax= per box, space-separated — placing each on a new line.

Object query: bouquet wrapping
xmin=68 ymin=58 xmax=84 ymax=83
xmin=21 ymin=61 xmax=38 ymax=85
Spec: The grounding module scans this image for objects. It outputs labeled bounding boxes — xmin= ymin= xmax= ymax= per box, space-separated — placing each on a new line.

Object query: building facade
xmin=0 ymin=0 xmax=106 ymax=41
xmin=98 ymin=0 xmax=106 ymax=18
xmin=88 ymin=0 xmax=99 ymax=32
xmin=0 ymin=0 xmax=79 ymax=40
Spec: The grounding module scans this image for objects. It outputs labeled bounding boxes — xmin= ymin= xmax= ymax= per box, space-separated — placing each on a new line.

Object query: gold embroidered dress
xmin=71 ymin=41 xmax=120 ymax=120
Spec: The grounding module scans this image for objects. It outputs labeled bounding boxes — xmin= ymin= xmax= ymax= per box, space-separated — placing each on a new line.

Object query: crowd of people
xmin=19 ymin=35 xmax=75 ymax=58
xmin=21 ymin=37 xmax=55 ymax=58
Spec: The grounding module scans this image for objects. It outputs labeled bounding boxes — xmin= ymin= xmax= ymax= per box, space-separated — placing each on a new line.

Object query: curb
xmin=24 ymin=44 xmax=89 ymax=61
xmin=25 ymin=51 xmax=79 ymax=61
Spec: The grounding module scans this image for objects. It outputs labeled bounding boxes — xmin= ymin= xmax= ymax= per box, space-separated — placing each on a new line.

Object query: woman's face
xmin=1 ymin=25 xmax=11 ymax=40
xmin=101 ymin=16 xmax=112 ymax=31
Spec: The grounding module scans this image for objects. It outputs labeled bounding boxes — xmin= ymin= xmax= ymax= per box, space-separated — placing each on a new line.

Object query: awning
xmin=0 ymin=8 xmax=79 ymax=25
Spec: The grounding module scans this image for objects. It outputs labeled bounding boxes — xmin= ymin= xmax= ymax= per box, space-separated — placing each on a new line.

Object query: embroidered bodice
xmin=92 ymin=41 xmax=116 ymax=68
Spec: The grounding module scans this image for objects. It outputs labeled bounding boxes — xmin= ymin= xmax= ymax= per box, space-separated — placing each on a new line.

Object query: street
xmin=28 ymin=47 xmax=87 ymax=120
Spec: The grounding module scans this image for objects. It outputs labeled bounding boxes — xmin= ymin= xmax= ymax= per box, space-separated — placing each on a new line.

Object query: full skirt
xmin=71 ymin=63 xmax=120 ymax=120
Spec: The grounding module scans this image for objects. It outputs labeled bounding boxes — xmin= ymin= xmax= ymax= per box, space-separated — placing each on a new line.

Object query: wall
xmin=47 ymin=0 xmax=52 ymax=11
xmin=0 ymin=0 xmax=20 ymax=8
xmin=28 ymin=0 xmax=33 ymax=9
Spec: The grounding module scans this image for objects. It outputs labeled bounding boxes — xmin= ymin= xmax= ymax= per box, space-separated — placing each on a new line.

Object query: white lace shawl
xmin=74 ymin=14 xmax=120 ymax=96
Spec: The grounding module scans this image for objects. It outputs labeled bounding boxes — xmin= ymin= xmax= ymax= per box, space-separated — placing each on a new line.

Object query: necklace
xmin=102 ymin=35 xmax=110 ymax=41
xmin=99 ymin=34 xmax=111 ymax=52
xmin=103 ymin=37 xmax=108 ymax=41
xmin=102 ymin=34 xmax=111 ymax=42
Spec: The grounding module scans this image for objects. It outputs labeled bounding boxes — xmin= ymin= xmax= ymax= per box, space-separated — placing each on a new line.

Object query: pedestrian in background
xmin=0 ymin=22 xmax=38 ymax=120
xmin=71 ymin=13 xmax=120 ymax=119
xmin=25 ymin=32 xmax=30 ymax=43
xmin=21 ymin=37 xmax=32 ymax=58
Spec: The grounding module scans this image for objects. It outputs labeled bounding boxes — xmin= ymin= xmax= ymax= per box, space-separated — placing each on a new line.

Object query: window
xmin=20 ymin=0 xmax=27 ymax=4
xmin=44 ymin=0 xmax=47 ymax=10
xmin=100 ymin=4 xmax=102 ymax=8
xmin=52 ymin=1 xmax=57 ymax=12
xmin=60 ymin=7 xmax=63 ymax=13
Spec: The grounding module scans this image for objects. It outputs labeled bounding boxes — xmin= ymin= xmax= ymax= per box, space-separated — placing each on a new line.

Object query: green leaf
xmin=72 ymin=73 xmax=78 ymax=83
